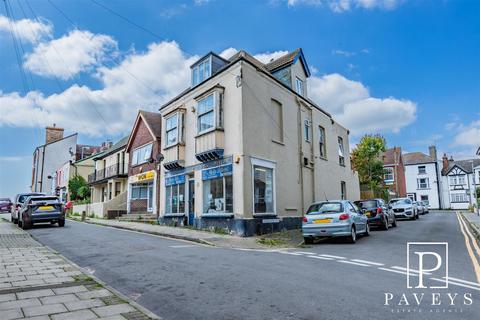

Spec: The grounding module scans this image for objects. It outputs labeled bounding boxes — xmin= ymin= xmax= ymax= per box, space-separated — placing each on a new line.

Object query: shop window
xmin=253 ymin=162 xmax=275 ymax=214
xmin=165 ymin=183 xmax=185 ymax=214
xmin=131 ymin=183 xmax=150 ymax=199
xmin=203 ymin=175 xmax=233 ymax=214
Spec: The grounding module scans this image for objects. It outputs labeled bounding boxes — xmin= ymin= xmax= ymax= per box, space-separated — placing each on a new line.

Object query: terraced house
xmin=158 ymin=48 xmax=360 ymax=236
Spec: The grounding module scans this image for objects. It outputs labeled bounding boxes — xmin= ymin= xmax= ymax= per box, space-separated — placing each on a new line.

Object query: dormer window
xmin=192 ymin=56 xmax=212 ymax=86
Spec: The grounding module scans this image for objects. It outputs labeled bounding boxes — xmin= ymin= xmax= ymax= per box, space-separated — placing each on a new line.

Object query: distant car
xmin=415 ymin=201 xmax=425 ymax=215
xmin=302 ymin=200 xmax=369 ymax=244
xmin=422 ymin=201 xmax=429 ymax=213
xmin=18 ymin=195 xmax=65 ymax=230
xmin=354 ymin=198 xmax=397 ymax=230
xmin=0 ymin=198 xmax=12 ymax=213
xmin=389 ymin=198 xmax=418 ymax=220
xmin=11 ymin=193 xmax=44 ymax=224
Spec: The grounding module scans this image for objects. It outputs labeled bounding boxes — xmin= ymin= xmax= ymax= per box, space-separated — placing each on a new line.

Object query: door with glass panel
xmin=147 ymin=182 xmax=153 ymax=212
xmin=188 ymin=179 xmax=195 ymax=225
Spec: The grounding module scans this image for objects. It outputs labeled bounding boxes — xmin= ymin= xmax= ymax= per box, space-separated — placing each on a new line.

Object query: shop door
xmin=147 ymin=183 xmax=154 ymax=212
xmin=188 ymin=179 xmax=195 ymax=225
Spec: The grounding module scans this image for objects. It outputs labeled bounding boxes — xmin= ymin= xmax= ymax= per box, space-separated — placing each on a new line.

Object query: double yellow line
xmin=456 ymin=212 xmax=480 ymax=284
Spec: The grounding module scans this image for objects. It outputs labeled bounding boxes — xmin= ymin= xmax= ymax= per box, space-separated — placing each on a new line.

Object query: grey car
xmin=18 ymin=195 xmax=65 ymax=230
xmin=11 ymin=192 xmax=44 ymax=224
xmin=302 ymin=200 xmax=369 ymax=244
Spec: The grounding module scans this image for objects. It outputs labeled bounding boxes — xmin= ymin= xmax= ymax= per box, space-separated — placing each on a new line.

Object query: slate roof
xmin=93 ymin=136 xmax=129 ymax=160
xmin=403 ymin=152 xmax=435 ymax=165
xmin=139 ymin=110 xmax=162 ymax=138
xmin=443 ymin=158 xmax=480 ymax=175
xmin=264 ymin=49 xmax=301 ymax=72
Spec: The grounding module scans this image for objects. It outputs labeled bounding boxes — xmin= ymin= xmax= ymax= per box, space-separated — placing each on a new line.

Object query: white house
xmin=403 ymin=146 xmax=442 ymax=209
xmin=441 ymin=155 xmax=480 ymax=210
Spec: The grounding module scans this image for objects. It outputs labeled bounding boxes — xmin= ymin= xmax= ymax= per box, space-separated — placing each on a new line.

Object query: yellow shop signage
xmin=133 ymin=170 xmax=155 ymax=182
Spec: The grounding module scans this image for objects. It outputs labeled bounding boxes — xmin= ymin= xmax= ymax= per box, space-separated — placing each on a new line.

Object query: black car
xmin=18 ymin=195 xmax=65 ymax=230
xmin=354 ymin=198 xmax=397 ymax=230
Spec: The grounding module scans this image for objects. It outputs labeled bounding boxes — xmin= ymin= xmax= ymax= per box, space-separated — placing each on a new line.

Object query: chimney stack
xmin=442 ymin=153 xmax=449 ymax=173
xmin=428 ymin=145 xmax=437 ymax=161
xmin=45 ymin=124 xmax=64 ymax=144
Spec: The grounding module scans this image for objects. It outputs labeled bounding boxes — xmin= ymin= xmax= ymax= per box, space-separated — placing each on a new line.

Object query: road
xmin=4 ymin=211 xmax=479 ymax=320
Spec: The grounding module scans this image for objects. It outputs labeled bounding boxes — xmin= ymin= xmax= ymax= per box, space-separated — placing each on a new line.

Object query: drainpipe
xmin=434 ymin=161 xmax=442 ymax=209
xmin=40 ymin=146 xmax=45 ymax=192
xmin=297 ymin=101 xmax=305 ymax=215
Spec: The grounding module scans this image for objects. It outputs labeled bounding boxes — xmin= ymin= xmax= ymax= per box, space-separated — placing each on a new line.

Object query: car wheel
xmin=347 ymin=226 xmax=357 ymax=243
xmin=392 ymin=217 xmax=397 ymax=228
xmin=383 ymin=217 xmax=389 ymax=230
xmin=58 ymin=219 xmax=65 ymax=227
xmin=21 ymin=220 xmax=31 ymax=230
xmin=364 ymin=223 xmax=370 ymax=236
xmin=17 ymin=219 xmax=22 ymax=228
xmin=304 ymin=237 xmax=313 ymax=245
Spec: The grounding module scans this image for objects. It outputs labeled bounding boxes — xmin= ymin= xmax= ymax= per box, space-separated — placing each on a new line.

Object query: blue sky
xmin=1 ymin=0 xmax=479 ymax=198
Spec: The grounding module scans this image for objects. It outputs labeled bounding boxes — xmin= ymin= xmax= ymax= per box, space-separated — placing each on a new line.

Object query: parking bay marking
xmin=350 ymin=259 xmax=384 ymax=266
xmin=318 ymin=254 xmax=346 ymax=259
xmin=431 ymin=278 xmax=480 ymax=291
xmin=338 ymin=260 xmax=370 ymax=267
xmin=307 ymin=255 xmax=334 ymax=261
xmin=443 ymin=276 xmax=480 ymax=287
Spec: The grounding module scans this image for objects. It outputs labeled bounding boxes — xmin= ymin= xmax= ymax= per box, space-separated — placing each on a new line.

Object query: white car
xmin=388 ymin=198 xmax=418 ymax=220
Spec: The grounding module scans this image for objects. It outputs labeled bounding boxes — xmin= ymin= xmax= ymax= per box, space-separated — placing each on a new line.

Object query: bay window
xmin=165 ymin=113 xmax=181 ymax=147
xmin=202 ymin=165 xmax=233 ymax=214
xmin=131 ymin=143 xmax=153 ymax=166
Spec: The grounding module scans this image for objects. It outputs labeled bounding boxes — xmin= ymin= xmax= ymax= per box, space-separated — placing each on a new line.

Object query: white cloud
xmin=253 ymin=51 xmax=289 ymax=64
xmin=219 ymin=47 xmax=238 ymax=59
xmin=24 ymin=30 xmax=117 ymax=80
xmin=286 ymin=0 xmax=402 ymax=12
xmin=0 ymin=41 xmax=197 ymax=137
xmin=453 ymin=120 xmax=480 ymax=147
xmin=0 ymin=15 xmax=52 ymax=43
xmin=308 ymin=73 xmax=416 ymax=135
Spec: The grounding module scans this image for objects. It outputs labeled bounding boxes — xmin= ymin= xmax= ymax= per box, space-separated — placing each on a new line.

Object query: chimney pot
xmin=45 ymin=125 xmax=64 ymax=144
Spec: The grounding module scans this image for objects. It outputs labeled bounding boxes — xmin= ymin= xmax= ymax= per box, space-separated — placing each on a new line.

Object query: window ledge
xmin=201 ymin=213 xmax=234 ymax=218
xmin=164 ymin=142 xmax=185 ymax=151
xmin=271 ymin=139 xmax=285 ymax=146
xmin=164 ymin=213 xmax=185 ymax=217
xmin=195 ymin=127 xmax=224 ymax=139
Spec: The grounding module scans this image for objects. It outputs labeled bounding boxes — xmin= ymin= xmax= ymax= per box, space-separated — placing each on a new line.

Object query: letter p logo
xmin=407 ymin=242 xmax=448 ymax=289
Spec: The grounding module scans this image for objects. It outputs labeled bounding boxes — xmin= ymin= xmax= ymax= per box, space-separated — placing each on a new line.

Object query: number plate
xmin=313 ymin=219 xmax=331 ymax=224
xmin=38 ymin=206 xmax=54 ymax=211
xmin=365 ymin=212 xmax=371 ymax=217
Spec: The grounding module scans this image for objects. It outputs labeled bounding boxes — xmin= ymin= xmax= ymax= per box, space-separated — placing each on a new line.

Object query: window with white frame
xmin=384 ymin=167 xmax=394 ymax=181
xmin=165 ymin=113 xmax=181 ymax=147
xmin=318 ymin=126 xmax=326 ymax=158
xmin=304 ymin=119 xmax=311 ymax=142
xmin=338 ymin=136 xmax=345 ymax=166
xmin=197 ymin=93 xmax=222 ymax=134
xmin=131 ymin=182 xmax=151 ymax=199
xmin=252 ymin=159 xmax=275 ymax=215
xmin=295 ymin=77 xmax=304 ymax=95
xmin=417 ymin=178 xmax=430 ymax=189
xmin=165 ymin=183 xmax=185 ymax=214
xmin=451 ymin=193 xmax=468 ymax=203
xmin=418 ymin=166 xmax=426 ymax=174
xmin=131 ymin=143 xmax=153 ymax=166
xmin=192 ymin=57 xmax=211 ymax=86
xmin=458 ymin=175 xmax=466 ymax=185
xmin=340 ymin=181 xmax=347 ymax=200
xmin=202 ymin=165 xmax=233 ymax=214
xmin=449 ymin=175 xmax=457 ymax=185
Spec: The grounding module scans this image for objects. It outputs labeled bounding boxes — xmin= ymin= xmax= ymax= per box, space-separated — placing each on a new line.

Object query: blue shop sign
xmin=202 ymin=164 xmax=233 ymax=181
xmin=165 ymin=175 xmax=185 ymax=186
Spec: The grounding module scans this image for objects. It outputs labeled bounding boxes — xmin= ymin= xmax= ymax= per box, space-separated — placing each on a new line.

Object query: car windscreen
xmin=389 ymin=199 xmax=410 ymax=205
xmin=307 ymin=202 xmax=343 ymax=214
xmin=354 ymin=200 xmax=377 ymax=209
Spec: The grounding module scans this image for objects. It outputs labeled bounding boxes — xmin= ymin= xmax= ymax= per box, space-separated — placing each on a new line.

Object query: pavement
xmin=461 ymin=211 xmax=480 ymax=239
xmin=21 ymin=210 xmax=480 ymax=320
xmin=0 ymin=216 xmax=159 ymax=320
xmin=69 ymin=216 xmax=298 ymax=249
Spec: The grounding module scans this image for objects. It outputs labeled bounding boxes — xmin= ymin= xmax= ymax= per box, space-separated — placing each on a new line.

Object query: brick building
xmin=382 ymin=147 xmax=406 ymax=198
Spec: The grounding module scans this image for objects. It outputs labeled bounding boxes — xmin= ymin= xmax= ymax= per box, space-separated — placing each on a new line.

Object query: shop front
xmin=128 ymin=170 xmax=157 ymax=213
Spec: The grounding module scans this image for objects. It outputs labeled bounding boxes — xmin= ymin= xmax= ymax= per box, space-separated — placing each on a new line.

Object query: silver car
xmin=389 ymin=198 xmax=418 ymax=220
xmin=302 ymin=200 xmax=369 ymax=244
xmin=415 ymin=201 xmax=425 ymax=215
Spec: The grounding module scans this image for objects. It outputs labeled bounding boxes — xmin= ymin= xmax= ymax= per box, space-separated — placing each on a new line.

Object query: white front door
xmin=147 ymin=182 xmax=154 ymax=212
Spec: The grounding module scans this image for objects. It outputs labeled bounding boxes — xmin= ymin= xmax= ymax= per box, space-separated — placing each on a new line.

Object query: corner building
xmin=159 ymin=49 xmax=360 ymax=236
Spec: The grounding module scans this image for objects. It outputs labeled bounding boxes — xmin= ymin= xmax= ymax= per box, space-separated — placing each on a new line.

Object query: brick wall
xmin=130 ymin=199 xmax=148 ymax=212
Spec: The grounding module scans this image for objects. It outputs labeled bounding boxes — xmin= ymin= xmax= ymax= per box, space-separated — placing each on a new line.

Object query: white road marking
xmin=278 ymin=251 xmax=303 ymax=256
xmin=319 ymin=254 xmax=346 ymax=259
xmin=293 ymin=251 xmax=316 ymax=255
xmin=339 ymin=260 xmax=369 ymax=267
xmin=378 ymin=267 xmax=417 ymax=276
xmin=391 ymin=266 xmax=431 ymax=275
xmin=307 ymin=256 xmax=334 ymax=261
xmin=169 ymin=245 xmax=197 ymax=248
xmin=351 ymin=259 xmax=384 ymax=266
xmin=443 ymin=276 xmax=480 ymax=287
xmin=430 ymin=278 xmax=480 ymax=291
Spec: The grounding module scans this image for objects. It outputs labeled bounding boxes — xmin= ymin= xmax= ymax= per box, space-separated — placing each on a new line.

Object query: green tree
xmin=351 ymin=134 xmax=387 ymax=192
xmin=68 ymin=175 xmax=90 ymax=201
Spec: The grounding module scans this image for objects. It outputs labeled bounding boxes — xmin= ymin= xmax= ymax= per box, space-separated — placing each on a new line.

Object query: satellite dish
xmin=156 ymin=153 xmax=164 ymax=162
